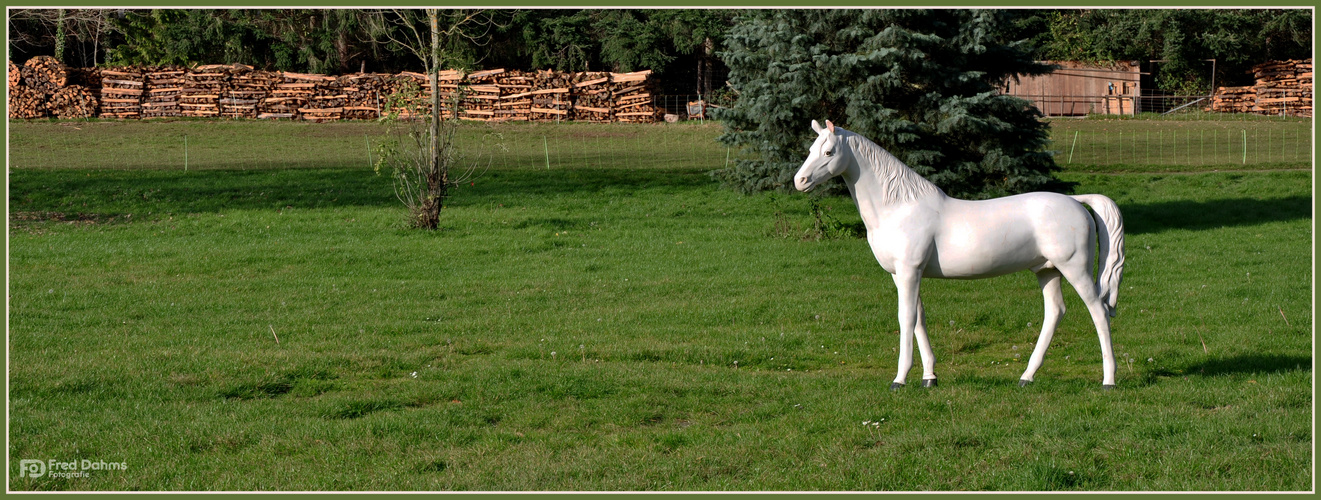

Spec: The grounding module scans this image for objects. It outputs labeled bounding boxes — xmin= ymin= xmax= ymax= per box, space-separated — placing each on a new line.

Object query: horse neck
xmin=841 ymin=132 xmax=942 ymax=206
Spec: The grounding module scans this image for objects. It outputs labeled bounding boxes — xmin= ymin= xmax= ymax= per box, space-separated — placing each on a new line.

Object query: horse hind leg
xmin=1057 ymin=261 xmax=1118 ymax=388
xmin=915 ymin=296 xmax=937 ymax=387
xmin=1020 ymin=268 xmax=1065 ymax=386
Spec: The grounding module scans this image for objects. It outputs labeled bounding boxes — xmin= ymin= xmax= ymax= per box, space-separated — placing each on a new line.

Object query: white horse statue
xmin=794 ymin=120 xmax=1125 ymax=389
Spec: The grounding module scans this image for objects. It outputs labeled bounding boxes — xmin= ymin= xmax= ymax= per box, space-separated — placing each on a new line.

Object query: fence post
xmin=184 ymin=134 xmax=189 ymax=171
xmin=1068 ymin=130 xmax=1078 ymax=164
xmin=1241 ymin=129 xmax=1247 ymax=165
xmin=365 ymin=134 xmax=372 ymax=169
xmin=543 ymin=135 xmax=550 ymax=170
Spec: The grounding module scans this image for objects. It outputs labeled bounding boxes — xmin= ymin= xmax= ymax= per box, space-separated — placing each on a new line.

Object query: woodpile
xmin=21 ymin=55 xmax=67 ymax=95
xmin=524 ymin=70 xmax=572 ymax=121
xmin=1210 ymin=86 xmax=1256 ymax=113
xmin=460 ymin=68 xmax=506 ymax=121
xmin=1252 ymin=58 xmax=1312 ymax=117
xmin=8 ymin=85 xmax=46 ymax=119
xmin=224 ymin=66 xmax=275 ymax=119
xmin=382 ymin=71 xmax=435 ymax=119
xmin=337 ymin=72 xmax=392 ymax=120
xmin=99 ymin=67 xmax=145 ymax=119
xmin=1210 ymin=58 xmax=1312 ymax=117
xmin=48 ymin=85 xmax=98 ymax=118
xmin=8 ymin=60 xmax=665 ymax=123
xmin=570 ymin=71 xmax=614 ymax=122
xmin=610 ymin=70 xmax=660 ymax=123
xmin=490 ymin=70 xmax=535 ymax=121
xmin=143 ymin=67 xmax=185 ymax=118
xmin=295 ymin=71 xmax=344 ymax=121
xmin=65 ymin=66 xmax=101 ymax=88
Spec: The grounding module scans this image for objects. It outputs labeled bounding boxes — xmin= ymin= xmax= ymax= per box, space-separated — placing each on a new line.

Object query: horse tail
xmin=1071 ymin=194 xmax=1126 ymax=317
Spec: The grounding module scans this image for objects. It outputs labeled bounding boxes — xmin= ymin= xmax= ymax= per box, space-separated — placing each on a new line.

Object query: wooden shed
xmin=1003 ymin=61 xmax=1141 ymax=116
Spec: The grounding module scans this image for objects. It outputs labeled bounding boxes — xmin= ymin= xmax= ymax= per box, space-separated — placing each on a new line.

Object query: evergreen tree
xmin=713 ymin=9 xmax=1061 ymax=199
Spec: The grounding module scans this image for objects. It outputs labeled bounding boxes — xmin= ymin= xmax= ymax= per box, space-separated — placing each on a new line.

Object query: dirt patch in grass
xmin=9 ymin=211 xmax=107 ymax=232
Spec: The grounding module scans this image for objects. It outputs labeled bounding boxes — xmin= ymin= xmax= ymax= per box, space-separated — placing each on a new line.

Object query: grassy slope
xmin=7 ymin=120 xmax=1313 ymax=491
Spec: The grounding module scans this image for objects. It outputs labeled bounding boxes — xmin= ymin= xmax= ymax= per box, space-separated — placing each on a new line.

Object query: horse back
xmin=917 ymin=192 xmax=1095 ymax=279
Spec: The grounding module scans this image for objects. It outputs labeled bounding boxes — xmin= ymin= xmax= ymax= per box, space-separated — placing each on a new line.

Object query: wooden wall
xmin=1003 ymin=61 xmax=1142 ymax=116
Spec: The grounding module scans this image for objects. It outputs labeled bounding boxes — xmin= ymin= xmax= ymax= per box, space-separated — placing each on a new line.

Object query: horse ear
xmin=825 ymin=120 xmax=836 ymax=133
xmin=811 ymin=120 xmax=823 ymax=133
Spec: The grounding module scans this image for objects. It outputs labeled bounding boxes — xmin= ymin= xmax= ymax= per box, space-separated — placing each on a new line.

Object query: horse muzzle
xmin=795 ymin=175 xmax=816 ymax=192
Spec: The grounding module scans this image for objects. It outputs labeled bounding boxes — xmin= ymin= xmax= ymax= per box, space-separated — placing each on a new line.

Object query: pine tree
xmin=713 ymin=9 xmax=1062 ymax=199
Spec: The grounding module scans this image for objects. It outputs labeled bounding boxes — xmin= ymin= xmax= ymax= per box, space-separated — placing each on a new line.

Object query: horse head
xmin=794 ymin=120 xmax=851 ymax=192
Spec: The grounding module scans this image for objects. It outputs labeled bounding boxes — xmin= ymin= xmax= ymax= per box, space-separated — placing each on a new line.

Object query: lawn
xmin=7 ymin=119 xmax=1313 ymax=491
xmin=1045 ymin=114 xmax=1311 ymax=172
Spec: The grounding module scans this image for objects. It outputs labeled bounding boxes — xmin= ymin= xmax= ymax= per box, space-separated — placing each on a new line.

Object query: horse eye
xmin=824 ymin=150 xmax=833 ymax=157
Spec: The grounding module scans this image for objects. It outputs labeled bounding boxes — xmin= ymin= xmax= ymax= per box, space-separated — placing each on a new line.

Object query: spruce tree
xmin=714 ymin=9 xmax=1061 ymax=199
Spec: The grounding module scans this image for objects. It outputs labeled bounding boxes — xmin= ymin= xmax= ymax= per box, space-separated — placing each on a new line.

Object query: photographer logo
xmin=18 ymin=459 xmax=126 ymax=479
xmin=19 ymin=460 xmax=45 ymax=478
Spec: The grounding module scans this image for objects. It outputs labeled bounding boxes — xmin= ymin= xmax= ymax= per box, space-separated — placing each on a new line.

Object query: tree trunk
xmin=54 ymin=9 xmax=66 ymax=63
xmin=422 ymin=9 xmax=447 ymax=230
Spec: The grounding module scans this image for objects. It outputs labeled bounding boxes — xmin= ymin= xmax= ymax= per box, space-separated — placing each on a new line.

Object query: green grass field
xmin=1046 ymin=115 xmax=1311 ymax=172
xmin=7 ymin=118 xmax=1313 ymax=491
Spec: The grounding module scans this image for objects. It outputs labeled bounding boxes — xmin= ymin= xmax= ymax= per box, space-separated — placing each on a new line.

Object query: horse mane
xmin=842 ymin=130 xmax=941 ymax=204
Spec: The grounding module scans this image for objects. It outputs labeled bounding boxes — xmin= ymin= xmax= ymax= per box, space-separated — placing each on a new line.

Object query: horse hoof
xmin=922 ymin=379 xmax=937 ymax=388
xmin=1019 ymin=379 xmax=1032 ymax=387
xmin=1102 ymin=384 xmax=1116 ymax=391
xmin=889 ymin=382 xmax=905 ymax=391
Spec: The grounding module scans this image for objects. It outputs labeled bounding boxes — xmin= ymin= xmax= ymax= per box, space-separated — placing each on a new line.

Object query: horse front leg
xmin=890 ymin=270 xmax=923 ymax=390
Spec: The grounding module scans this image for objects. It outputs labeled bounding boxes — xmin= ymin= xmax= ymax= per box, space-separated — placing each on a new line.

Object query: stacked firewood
xmin=338 ymin=72 xmax=392 ymax=120
xmin=179 ymin=64 xmax=232 ymax=118
xmin=460 ymin=68 xmax=505 ymax=121
xmin=223 ymin=66 xmax=275 ymax=119
xmin=257 ymin=71 xmax=311 ymax=119
xmin=48 ymin=85 xmax=98 ymax=118
xmin=610 ymin=70 xmax=659 ymax=123
xmin=9 ymin=60 xmax=666 ymax=122
xmin=1210 ymin=86 xmax=1257 ymax=113
xmin=99 ymin=67 xmax=145 ymax=119
xmin=143 ymin=67 xmax=186 ymax=118
xmin=21 ymin=56 xmax=67 ymax=95
xmin=569 ymin=72 xmax=613 ymax=122
xmin=1211 ymin=58 xmax=1313 ymax=117
xmin=9 ymin=85 xmax=46 ymax=119
xmin=1251 ymin=58 xmax=1312 ymax=117
xmin=382 ymin=71 xmax=434 ymax=119
xmin=292 ymin=71 xmax=344 ymax=121
xmin=65 ymin=66 xmax=101 ymax=88
xmin=528 ymin=69 xmax=572 ymax=121
xmin=488 ymin=70 xmax=534 ymax=121
xmin=8 ymin=60 xmax=20 ymax=89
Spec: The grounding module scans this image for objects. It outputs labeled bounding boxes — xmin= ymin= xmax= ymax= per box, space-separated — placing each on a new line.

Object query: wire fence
xmin=1018 ymin=92 xmax=1313 ymax=120
xmin=1045 ymin=117 xmax=1312 ymax=168
xmin=451 ymin=121 xmax=733 ymax=172
xmin=8 ymin=104 xmax=1310 ymax=173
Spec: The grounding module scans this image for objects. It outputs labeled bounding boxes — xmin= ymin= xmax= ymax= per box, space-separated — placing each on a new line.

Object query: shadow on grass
xmin=1122 ymin=196 xmax=1312 ymax=234
xmin=1182 ymin=353 xmax=1312 ymax=377
xmin=9 ymin=166 xmax=715 ymax=216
